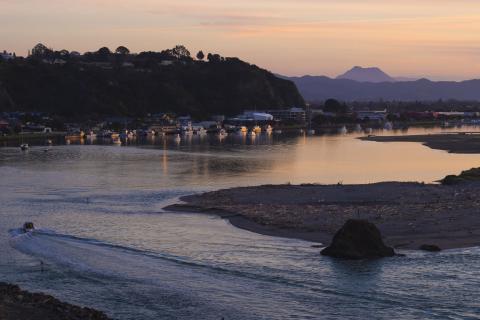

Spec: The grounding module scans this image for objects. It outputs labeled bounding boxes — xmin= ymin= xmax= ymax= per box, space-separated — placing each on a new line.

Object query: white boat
xmin=237 ymin=126 xmax=248 ymax=135
xmin=86 ymin=131 xmax=96 ymax=140
xmin=338 ymin=126 xmax=347 ymax=134
xmin=218 ymin=129 xmax=228 ymax=137
xmin=196 ymin=128 xmax=207 ymax=135
xmin=20 ymin=143 xmax=29 ymax=151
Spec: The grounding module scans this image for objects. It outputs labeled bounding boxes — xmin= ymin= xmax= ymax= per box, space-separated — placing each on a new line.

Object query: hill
xmin=284 ymin=75 xmax=480 ymax=102
xmin=336 ymin=66 xmax=395 ymax=83
xmin=0 ymin=45 xmax=304 ymax=119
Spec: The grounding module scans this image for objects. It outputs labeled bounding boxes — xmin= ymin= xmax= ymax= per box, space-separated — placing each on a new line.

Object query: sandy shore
xmin=165 ymin=181 xmax=480 ymax=250
xmin=360 ymin=132 xmax=480 ymax=153
xmin=0 ymin=282 xmax=111 ymax=320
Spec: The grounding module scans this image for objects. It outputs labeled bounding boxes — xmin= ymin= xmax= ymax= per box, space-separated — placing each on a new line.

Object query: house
xmin=159 ymin=60 xmax=174 ymax=66
xmin=0 ymin=119 xmax=9 ymax=130
xmin=0 ymin=50 xmax=14 ymax=60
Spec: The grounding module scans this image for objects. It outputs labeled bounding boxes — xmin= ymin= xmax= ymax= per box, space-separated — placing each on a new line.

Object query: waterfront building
xmin=355 ymin=110 xmax=387 ymax=121
xmin=267 ymin=107 xmax=306 ymax=122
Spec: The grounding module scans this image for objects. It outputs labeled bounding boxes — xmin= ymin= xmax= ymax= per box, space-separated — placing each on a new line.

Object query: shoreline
xmin=0 ymin=282 xmax=111 ymax=320
xmin=360 ymin=132 xmax=480 ymax=153
xmin=164 ymin=181 xmax=480 ymax=250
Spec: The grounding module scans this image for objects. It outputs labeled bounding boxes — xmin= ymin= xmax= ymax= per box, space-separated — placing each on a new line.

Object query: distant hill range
xmin=282 ymin=67 xmax=480 ymax=101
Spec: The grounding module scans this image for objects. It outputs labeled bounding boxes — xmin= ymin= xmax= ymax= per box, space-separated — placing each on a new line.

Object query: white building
xmin=0 ymin=50 xmax=14 ymax=60
xmin=356 ymin=110 xmax=387 ymax=121
xmin=267 ymin=107 xmax=306 ymax=122
xmin=241 ymin=111 xmax=274 ymax=121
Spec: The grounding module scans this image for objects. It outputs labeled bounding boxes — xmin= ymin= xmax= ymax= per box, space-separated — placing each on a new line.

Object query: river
xmin=1 ymin=127 xmax=480 ymax=319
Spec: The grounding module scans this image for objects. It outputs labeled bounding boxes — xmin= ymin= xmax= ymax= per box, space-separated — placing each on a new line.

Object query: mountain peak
xmin=337 ymin=66 xmax=395 ymax=83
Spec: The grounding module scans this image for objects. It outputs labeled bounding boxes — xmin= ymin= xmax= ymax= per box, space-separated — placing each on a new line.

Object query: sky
xmin=1 ymin=0 xmax=480 ymax=80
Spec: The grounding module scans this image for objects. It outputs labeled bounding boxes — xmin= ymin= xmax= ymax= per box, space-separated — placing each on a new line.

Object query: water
xmin=1 ymin=128 xmax=480 ymax=319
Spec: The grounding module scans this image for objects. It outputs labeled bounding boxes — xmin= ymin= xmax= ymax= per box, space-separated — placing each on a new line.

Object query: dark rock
xmin=419 ymin=244 xmax=442 ymax=252
xmin=321 ymin=219 xmax=395 ymax=259
xmin=0 ymin=282 xmax=112 ymax=320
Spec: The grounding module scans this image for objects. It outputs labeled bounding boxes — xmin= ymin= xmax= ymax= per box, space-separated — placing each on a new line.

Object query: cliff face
xmin=0 ymin=59 xmax=304 ymax=118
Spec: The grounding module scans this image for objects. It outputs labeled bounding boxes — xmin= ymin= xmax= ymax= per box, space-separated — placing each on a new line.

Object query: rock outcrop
xmin=321 ymin=219 xmax=395 ymax=259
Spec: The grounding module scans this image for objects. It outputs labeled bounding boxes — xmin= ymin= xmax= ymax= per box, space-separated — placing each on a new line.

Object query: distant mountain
xmin=336 ymin=66 xmax=395 ymax=83
xmin=283 ymin=75 xmax=480 ymax=102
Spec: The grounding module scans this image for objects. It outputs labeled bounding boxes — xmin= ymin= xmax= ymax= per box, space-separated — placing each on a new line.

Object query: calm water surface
xmin=1 ymin=127 xmax=480 ymax=319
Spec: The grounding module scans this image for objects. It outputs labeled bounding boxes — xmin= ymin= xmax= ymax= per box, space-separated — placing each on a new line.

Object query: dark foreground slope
xmin=0 ymin=282 xmax=111 ymax=320
xmin=0 ymin=58 xmax=304 ymax=118
xmin=285 ymin=75 xmax=480 ymax=102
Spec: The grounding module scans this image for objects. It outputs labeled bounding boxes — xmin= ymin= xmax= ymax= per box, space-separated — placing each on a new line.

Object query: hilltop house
xmin=0 ymin=50 xmax=14 ymax=60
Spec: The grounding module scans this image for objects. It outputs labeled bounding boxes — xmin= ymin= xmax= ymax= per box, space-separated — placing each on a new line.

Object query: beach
xmin=166 ymin=180 xmax=480 ymax=250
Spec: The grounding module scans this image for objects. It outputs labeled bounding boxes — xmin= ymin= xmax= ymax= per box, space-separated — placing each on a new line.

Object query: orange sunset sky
xmin=1 ymin=0 xmax=480 ymax=80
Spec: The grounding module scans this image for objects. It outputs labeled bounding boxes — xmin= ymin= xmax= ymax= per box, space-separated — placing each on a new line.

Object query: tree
xmin=97 ymin=47 xmax=112 ymax=56
xmin=115 ymin=46 xmax=130 ymax=55
xmin=196 ymin=50 xmax=205 ymax=61
xmin=31 ymin=43 xmax=51 ymax=57
xmin=207 ymin=53 xmax=221 ymax=63
xmin=324 ymin=98 xmax=348 ymax=114
xmin=171 ymin=45 xmax=190 ymax=60
xmin=96 ymin=47 xmax=112 ymax=61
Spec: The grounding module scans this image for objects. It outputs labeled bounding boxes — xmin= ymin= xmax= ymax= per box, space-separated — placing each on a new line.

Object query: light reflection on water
xmin=1 ymin=127 xmax=480 ymax=319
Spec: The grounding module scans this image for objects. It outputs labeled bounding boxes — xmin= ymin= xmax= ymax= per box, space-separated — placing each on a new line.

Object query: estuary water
xmin=1 ymin=128 xmax=480 ymax=319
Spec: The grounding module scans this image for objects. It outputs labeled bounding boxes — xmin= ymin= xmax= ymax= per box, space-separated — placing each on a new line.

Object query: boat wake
xmin=8 ymin=227 xmax=321 ymax=319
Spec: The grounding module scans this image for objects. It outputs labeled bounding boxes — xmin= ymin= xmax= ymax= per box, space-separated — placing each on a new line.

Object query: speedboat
xmin=23 ymin=222 xmax=35 ymax=232
xmin=20 ymin=143 xmax=29 ymax=151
